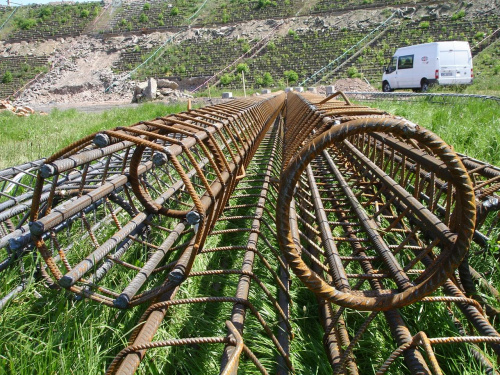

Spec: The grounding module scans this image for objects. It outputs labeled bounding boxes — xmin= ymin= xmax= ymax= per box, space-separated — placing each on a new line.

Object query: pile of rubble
xmin=0 ymin=100 xmax=47 ymax=117
xmin=332 ymin=78 xmax=378 ymax=92
xmin=133 ymin=78 xmax=193 ymax=103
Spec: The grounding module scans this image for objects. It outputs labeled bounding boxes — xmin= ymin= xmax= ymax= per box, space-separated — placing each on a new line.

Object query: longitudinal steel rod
xmin=1 ymin=91 xmax=499 ymax=374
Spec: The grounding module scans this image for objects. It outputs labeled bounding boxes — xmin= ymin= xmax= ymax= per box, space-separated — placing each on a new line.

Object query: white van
xmin=382 ymin=41 xmax=473 ymax=92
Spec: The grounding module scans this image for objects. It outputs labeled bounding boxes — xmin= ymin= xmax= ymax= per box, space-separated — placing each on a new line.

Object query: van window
xmin=398 ymin=55 xmax=414 ymax=69
xmin=386 ymin=57 xmax=397 ymax=73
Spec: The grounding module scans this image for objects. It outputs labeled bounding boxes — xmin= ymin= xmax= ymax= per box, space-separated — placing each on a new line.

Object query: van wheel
xmin=382 ymin=81 xmax=392 ymax=92
xmin=420 ymin=79 xmax=429 ymax=92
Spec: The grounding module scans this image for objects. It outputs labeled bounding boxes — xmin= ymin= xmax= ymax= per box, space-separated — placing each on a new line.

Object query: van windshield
xmin=386 ymin=57 xmax=397 ymax=73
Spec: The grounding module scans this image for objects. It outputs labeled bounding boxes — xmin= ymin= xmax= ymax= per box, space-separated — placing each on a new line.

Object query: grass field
xmin=0 ymin=102 xmax=189 ymax=169
xmin=0 ymin=95 xmax=499 ymax=374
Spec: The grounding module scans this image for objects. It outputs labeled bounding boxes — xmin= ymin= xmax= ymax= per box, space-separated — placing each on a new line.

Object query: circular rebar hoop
xmin=276 ymin=117 xmax=476 ymax=311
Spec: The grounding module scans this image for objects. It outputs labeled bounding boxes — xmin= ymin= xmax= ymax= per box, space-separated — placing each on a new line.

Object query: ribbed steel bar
xmin=26 ymin=93 xmax=285 ymax=307
xmin=278 ymin=91 xmax=476 ymax=311
xmin=107 ymin=115 xmax=292 ymax=374
xmin=1 ymin=90 xmax=500 ymax=374
xmin=277 ymin=91 xmax=499 ymax=373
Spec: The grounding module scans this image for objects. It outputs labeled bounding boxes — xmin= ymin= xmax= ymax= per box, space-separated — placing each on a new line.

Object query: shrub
xmin=347 ymin=66 xmax=363 ymax=78
xmin=139 ymin=13 xmax=148 ymax=22
xmin=451 ymin=9 xmax=466 ymax=21
xmin=158 ymin=19 xmax=164 ymax=26
xmin=262 ymin=72 xmax=274 ymax=86
xmin=143 ymin=3 xmax=150 ymax=11
xmin=16 ymin=18 xmax=37 ymax=30
xmin=236 ymin=63 xmax=249 ymax=74
xmin=267 ymin=41 xmax=276 ymax=50
xmin=2 ymin=71 xmax=13 ymax=84
xmin=474 ymin=31 xmax=485 ymax=40
xmin=494 ymin=64 xmax=500 ymax=75
xmin=171 ymin=6 xmax=179 ymax=16
xmin=39 ymin=7 xmax=52 ymax=18
xmin=288 ymin=29 xmax=296 ymax=37
xmin=220 ymin=73 xmax=235 ymax=85
xmin=119 ymin=18 xmax=127 ymax=27
xmin=419 ymin=21 xmax=430 ymax=29
xmin=284 ymin=70 xmax=298 ymax=84
xmin=257 ymin=0 xmax=277 ymax=8
xmin=80 ymin=9 xmax=90 ymax=18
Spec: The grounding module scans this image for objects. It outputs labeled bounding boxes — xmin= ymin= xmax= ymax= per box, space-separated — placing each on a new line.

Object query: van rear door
xmin=439 ymin=49 xmax=456 ymax=85
xmin=454 ymin=50 xmax=473 ymax=84
xmin=439 ymin=46 xmax=472 ymax=85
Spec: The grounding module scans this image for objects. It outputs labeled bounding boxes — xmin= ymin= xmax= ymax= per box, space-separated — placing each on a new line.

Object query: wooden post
xmin=242 ymin=70 xmax=246 ymax=98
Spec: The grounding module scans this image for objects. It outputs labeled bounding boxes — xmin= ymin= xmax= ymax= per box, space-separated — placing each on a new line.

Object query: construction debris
xmin=132 ymin=77 xmax=193 ymax=103
xmin=0 ymin=100 xmax=46 ymax=117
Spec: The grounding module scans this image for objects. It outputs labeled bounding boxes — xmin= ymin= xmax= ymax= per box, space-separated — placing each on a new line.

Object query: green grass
xmin=0 ymin=96 xmax=499 ymax=374
xmin=365 ymin=97 xmax=500 ymax=165
xmin=0 ymin=102 xmax=190 ymax=169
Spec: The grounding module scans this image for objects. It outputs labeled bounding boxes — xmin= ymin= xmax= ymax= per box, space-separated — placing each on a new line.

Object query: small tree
xmin=347 ymin=66 xmax=363 ymax=78
xmin=284 ymin=70 xmax=298 ymax=85
xmin=262 ymin=72 xmax=273 ymax=86
xmin=220 ymin=73 xmax=235 ymax=86
xmin=236 ymin=63 xmax=249 ymax=74
xmin=139 ymin=13 xmax=148 ymax=22
xmin=143 ymin=3 xmax=150 ymax=11
xmin=419 ymin=21 xmax=429 ymax=29
xmin=2 ymin=71 xmax=13 ymax=84
xmin=171 ymin=6 xmax=179 ymax=16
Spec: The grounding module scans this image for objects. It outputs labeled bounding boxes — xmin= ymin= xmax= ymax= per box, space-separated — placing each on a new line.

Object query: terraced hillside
xmin=0 ymin=56 xmax=50 ymax=99
xmin=105 ymin=0 xmax=205 ymax=34
xmin=3 ymin=2 xmax=102 ymax=42
xmin=197 ymin=0 xmax=306 ymax=25
xmin=1 ymin=0 xmax=499 ymax=102
xmin=114 ymin=37 xmax=254 ymax=80
xmin=116 ymin=13 xmax=498 ymax=90
xmin=311 ymin=0 xmax=430 ymax=13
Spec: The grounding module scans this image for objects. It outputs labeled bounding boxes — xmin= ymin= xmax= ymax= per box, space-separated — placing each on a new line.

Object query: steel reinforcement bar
xmin=25 ymin=92 xmax=285 ymax=308
xmin=1 ymin=91 xmax=499 ymax=373
xmin=277 ymin=91 xmax=500 ymax=373
xmin=107 ymin=116 xmax=293 ymax=374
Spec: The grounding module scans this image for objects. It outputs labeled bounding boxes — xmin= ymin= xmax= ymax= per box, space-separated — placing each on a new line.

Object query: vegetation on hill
xmin=107 ymin=0 xmax=205 ymax=33
xmin=5 ymin=2 xmax=101 ymax=41
xmin=0 ymin=56 xmax=50 ymax=99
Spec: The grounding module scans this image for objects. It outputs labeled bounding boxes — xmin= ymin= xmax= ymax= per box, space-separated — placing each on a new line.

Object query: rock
xmin=133 ymin=82 xmax=148 ymax=102
xmin=157 ymin=79 xmax=179 ymax=90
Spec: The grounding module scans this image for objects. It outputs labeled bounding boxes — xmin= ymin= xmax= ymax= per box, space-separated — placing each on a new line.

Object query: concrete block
xmin=326 ymin=85 xmax=336 ymax=95
xmin=261 ymin=89 xmax=271 ymax=94
xmin=285 ymin=87 xmax=294 ymax=93
xmin=222 ymin=92 xmax=233 ymax=99
xmin=307 ymin=87 xmax=317 ymax=93
xmin=294 ymin=87 xmax=304 ymax=92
